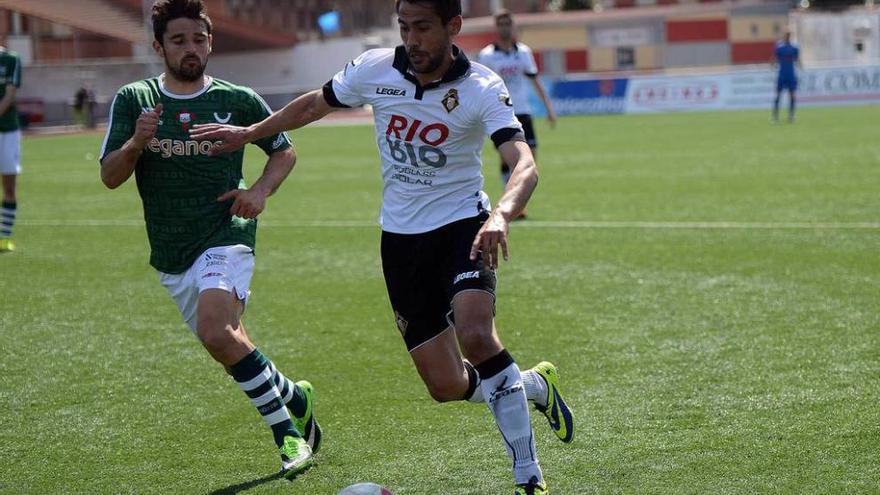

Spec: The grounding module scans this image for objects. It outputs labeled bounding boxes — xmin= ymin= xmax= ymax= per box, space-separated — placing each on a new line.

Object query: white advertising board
xmin=624 ymin=64 xmax=880 ymax=113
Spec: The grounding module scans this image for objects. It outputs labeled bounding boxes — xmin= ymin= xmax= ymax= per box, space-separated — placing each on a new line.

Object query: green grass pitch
xmin=1 ymin=106 xmax=878 ymax=494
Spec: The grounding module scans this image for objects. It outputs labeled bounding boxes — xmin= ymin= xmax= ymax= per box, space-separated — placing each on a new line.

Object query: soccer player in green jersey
xmin=0 ymin=35 xmax=22 ymax=252
xmin=99 ymin=0 xmax=320 ymax=478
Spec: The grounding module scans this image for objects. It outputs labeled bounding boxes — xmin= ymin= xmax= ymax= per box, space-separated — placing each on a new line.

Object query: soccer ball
xmin=337 ymin=482 xmax=394 ymax=495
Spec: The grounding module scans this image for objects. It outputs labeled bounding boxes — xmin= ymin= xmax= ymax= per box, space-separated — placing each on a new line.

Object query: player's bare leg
xmin=197 ymin=289 xmax=252 ymax=365
xmin=409 ymin=327 xmax=471 ymax=402
xmin=772 ymin=90 xmax=782 ymax=122
xmin=2 ymin=175 xmax=15 ymax=203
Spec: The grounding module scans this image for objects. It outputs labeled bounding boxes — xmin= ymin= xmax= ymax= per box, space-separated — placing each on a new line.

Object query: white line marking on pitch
xmin=19 ymin=219 xmax=880 ymax=230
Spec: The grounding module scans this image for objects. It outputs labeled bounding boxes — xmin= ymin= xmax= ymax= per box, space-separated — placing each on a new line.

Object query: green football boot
xmin=290 ymin=380 xmax=322 ymax=455
xmin=514 ymin=476 xmax=549 ymax=495
xmin=0 ymin=238 xmax=15 ymax=252
xmin=279 ymin=435 xmax=313 ymax=479
xmin=532 ymin=361 xmax=574 ymax=443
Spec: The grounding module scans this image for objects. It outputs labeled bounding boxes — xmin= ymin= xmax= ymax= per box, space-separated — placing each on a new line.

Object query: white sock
xmin=477 ymin=351 xmax=542 ymax=485
xmin=522 ymin=369 xmax=548 ymax=408
xmin=467 ymin=365 xmax=547 ymax=407
xmin=464 ymin=361 xmax=485 ymax=403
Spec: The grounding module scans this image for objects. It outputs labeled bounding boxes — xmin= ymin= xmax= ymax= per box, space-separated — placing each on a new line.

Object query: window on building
xmin=616 ymin=46 xmax=635 ymax=69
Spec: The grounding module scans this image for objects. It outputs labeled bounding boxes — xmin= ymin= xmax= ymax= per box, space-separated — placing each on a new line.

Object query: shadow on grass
xmin=207 ymin=471 xmax=285 ymax=495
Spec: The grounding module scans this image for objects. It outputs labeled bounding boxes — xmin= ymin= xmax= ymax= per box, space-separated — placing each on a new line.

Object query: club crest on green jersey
xmin=177 ymin=110 xmax=196 ymax=131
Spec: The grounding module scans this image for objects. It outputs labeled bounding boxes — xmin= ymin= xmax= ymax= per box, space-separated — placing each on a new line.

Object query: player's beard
xmin=498 ymin=26 xmax=513 ymax=43
xmin=166 ymin=54 xmax=207 ymax=82
xmin=408 ymin=48 xmax=446 ymax=75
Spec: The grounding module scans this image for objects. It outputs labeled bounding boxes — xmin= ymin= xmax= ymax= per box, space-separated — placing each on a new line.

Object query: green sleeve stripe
xmin=252 ymin=92 xmax=292 ymax=152
xmin=100 ymin=93 xmax=122 ymax=160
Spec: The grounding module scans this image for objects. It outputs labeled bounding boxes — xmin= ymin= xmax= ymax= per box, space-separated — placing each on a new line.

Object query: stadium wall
xmin=14 ymin=37 xmax=373 ymax=124
xmin=456 ymin=1 xmax=793 ymax=74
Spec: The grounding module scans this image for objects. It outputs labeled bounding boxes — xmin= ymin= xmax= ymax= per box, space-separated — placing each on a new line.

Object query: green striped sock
xmin=229 ymin=349 xmax=299 ymax=447
xmin=0 ymin=201 xmax=15 ymax=238
xmin=268 ymin=362 xmax=308 ymax=418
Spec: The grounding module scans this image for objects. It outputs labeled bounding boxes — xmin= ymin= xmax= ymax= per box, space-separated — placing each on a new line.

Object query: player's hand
xmin=217 ymin=187 xmax=268 ymax=219
xmin=132 ymin=103 xmax=163 ymax=149
xmin=470 ymin=211 xmax=509 ymax=270
xmin=190 ymin=123 xmax=251 ymax=155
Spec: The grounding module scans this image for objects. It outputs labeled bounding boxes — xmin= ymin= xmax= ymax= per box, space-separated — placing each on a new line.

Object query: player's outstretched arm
xmin=100 ymin=103 xmax=163 ymax=189
xmin=470 ymin=140 xmax=538 ymax=268
xmin=217 ymin=147 xmax=296 ymax=219
xmin=190 ymin=89 xmax=337 ymax=155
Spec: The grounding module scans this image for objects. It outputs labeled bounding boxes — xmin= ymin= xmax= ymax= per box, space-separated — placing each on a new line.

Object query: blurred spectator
xmin=73 ymin=83 xmax=97 ymax=128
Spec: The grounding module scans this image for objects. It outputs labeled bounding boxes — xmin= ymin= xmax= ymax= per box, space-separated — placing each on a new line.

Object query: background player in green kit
xmin=0 ymin=36 xmax=22 ymax=252
xmin=99 ymin=0 xmax=320 ymax=479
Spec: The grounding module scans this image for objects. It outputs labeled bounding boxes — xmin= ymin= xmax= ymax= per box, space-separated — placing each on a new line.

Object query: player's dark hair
xmin=152 ymin=0 xmax=213 ymax=45
xmin=494 ymin=9 xmax=512 ymax=23
xmin=395 ymin=0 xmax=462 ymax=25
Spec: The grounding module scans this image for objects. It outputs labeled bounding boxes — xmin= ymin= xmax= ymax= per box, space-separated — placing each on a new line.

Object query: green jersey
xmin=100 ymin=76 xmax=292 ymax=274
xmin=0 ymin=49 xmax=22 ymax=132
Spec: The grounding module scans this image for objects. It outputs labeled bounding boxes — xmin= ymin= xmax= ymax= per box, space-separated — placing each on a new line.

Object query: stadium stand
xmin=0 ymin=0 xmax=144 ymax=45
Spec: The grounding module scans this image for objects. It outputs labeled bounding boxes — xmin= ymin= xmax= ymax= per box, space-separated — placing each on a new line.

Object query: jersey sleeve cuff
xmin=322 ymin=80 xmax=351 ymax=109
xmin=491 ymin=128 xmax=526 ymax=148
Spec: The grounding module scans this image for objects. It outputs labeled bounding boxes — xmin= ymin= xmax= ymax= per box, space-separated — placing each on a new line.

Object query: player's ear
xmin=152 ymin=39 xmax=164 ymax=58
xmin=447 ymin=15 xmax=462 ymax=37
xmin=207 ymin=34 xmax=213 ymax=55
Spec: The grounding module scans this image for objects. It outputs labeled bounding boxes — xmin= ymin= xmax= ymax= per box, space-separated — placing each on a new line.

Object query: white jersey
xmin=478 ymin=42 xmax=539 ymax=116
xmin=324 ymin=46 xmax=523 ymax=234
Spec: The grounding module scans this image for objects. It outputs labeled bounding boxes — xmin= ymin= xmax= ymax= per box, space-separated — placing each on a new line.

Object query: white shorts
xmin=158 ymin=244 xmax=255 ymax=333
xmin=0 ymin=130 xmax=21 ymax=175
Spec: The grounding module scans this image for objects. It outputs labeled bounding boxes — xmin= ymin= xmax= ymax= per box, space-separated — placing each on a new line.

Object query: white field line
xmin=19 ymin=219 xmax=880 ymax=230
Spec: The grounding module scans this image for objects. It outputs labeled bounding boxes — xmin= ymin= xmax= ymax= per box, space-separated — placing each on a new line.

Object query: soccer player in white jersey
xmin=478 ymin=9 xmax=556 ymax=217
xmin=190 ymin=1 xmax=573 ymax=492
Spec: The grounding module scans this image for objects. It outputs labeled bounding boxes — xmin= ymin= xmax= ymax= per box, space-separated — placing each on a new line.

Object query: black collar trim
xmin=392 ymin=45 xmax=471 ymax=100
xmin=493 ymin=42 xmax=520 ymax=54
